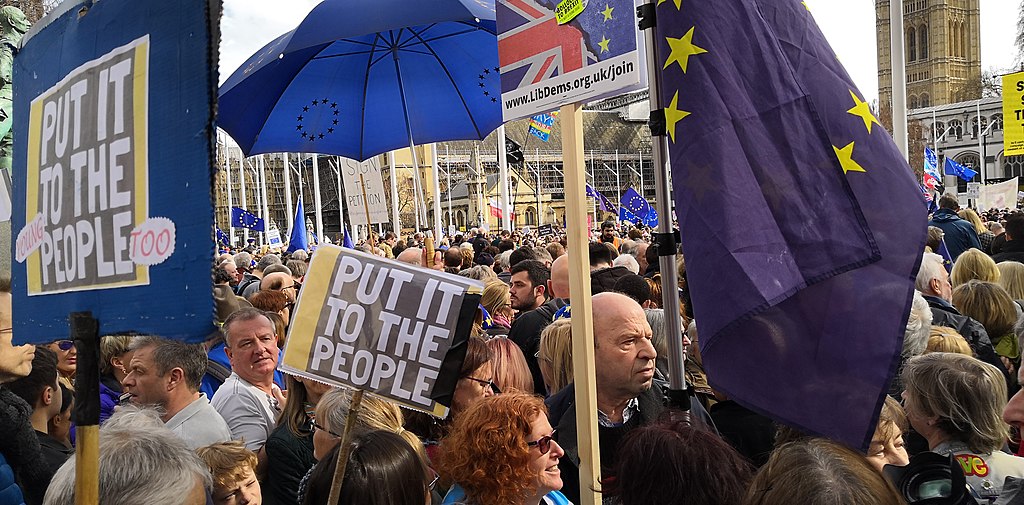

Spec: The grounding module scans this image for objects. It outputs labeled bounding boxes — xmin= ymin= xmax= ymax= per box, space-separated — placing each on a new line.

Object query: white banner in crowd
xmin=339 ymin=156 xmax=389 ymax=226
xmin=978 ymin=177 xmax=1020 ymax=212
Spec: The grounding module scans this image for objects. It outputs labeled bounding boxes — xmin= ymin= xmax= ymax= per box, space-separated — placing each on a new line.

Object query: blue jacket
xmin=442 ymin=484 xmax=572 ymax=505
xmin=929 ymin=209 xmax=982 ymax=261
xmin=0 ymin=451 xmax=24 ymax=505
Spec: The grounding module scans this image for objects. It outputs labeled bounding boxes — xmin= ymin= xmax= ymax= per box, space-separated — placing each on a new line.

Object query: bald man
xmin=259 ymin=272 xmax=298 ymax=302
xmin=395 ymin=246 xmax=443 ymax=270
xmin=544 ymin=293 xmax=713 ymax=504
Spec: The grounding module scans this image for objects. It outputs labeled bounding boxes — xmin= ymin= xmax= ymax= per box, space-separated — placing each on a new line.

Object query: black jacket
xmin=993 ymin=239 xmax=1024 ymax=264
xmin=545 ymin=381 xmax=715 ymax=505
xmin=262 ymin=424 xmax=316 ymax=505
xmin=509 ymin=299 xmax=565 ymax=396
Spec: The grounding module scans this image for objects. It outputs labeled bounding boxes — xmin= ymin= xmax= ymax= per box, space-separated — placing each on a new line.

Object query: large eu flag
xmin=657 ymin=0 xmax=926 ymax=449
xmin=230 ymin=206 xmax=265 ymax=232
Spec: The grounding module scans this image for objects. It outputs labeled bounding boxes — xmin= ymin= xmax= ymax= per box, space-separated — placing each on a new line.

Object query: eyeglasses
xmin=428 ymin=471 xmax=440 ymax=491
xmin=54 ymin=340 xmax=74 ymax=351
xmin=463 ymin=376 xmax=501 ymax=394
xmin=311 ymin=421 xmax=341 ymax=438
xmin=526 ymin=430 xmax=558 ymax=455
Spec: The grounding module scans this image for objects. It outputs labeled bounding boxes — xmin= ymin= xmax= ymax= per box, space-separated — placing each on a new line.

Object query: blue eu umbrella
xmin=219 ymin=0 xmax=502 ymax=222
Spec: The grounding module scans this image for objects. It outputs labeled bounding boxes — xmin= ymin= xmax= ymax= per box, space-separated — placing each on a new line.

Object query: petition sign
xmin=282 ymin=245 xmax=482 ymax=416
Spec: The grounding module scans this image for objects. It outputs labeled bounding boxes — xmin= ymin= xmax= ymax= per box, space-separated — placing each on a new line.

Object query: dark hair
xmin=444 ymin=248 xmax=464 ymax=268
xmin=509 ymin=260 xmax=550 ymax=292
xmin=938 ymin=193 xmax=959 ymax=211
xmin=129 ymin=336 xmax=208 ymax=392
xmin=302 ymin=430 xmax=429 ymax=505
xmin=1007 ymin=216 xmax=1024 ymax=241
xmin=645 ymin=242 xmax=659 ymax=268
xmin=508 ymin=246 xmax=537 ymax=268
xmin=607 ymin=417 xmax=754 ymax=505
xmin=392 ymin=240 xmax=408 ymax=257
xmin=57 ymin=383 xmax=72 ymax=414
xmin=498 ymin=240 xmax=516 ymax=253
xmin=601 ymin=220 xmax=616 ymax=230
xmin=213 ymin=266 xmax=234 ymax=284
xmin=7 ymin=347 xmax=59 ymax=407
xmin=286 ymin=259 xmax=307 ymax=278
xmin=612 ymin=274 xmax=652 ymax=306
xmin=589 ymin=242 xmax=614 ymax=268
xmin=461 ymin=335 xmax=494 ymax=377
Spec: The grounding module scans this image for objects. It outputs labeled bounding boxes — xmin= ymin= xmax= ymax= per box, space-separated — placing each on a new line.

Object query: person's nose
xmin=549 ymin=439 xmax=565 ymax=459
xmin=1004 ymin=391 xmax=1024 ymax=426
xmin=681 ymin=332 xmax=692 ymax=348
xmin=639 ymin=337 xmax=656 ymax=359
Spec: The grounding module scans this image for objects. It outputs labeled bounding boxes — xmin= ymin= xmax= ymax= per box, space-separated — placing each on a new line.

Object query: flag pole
xmin=889 ymin=0 xmax=909 ymax=161
xmin=240 ymin=156 xmax=249 ymax=246
xmin=637 ymin=1 xmax=688 ymax=401
xmin=388 ymin=151 xmax=401 ymax=234
xmin=498 ymin=125 xmax=512 ymax=232
xmin=283 ymin=153 xmax=294 ymax=241
xmin=431 ymin=143 xmax=443 ymax=240
xmin=312 ymin=154 xmax=324 ymax=244
xmin=224 ymin=134 xmax=235 ymax=247
xmin=259 ymin=155 xmax=270 ymax=244
xmin=560 ymin=102 xmax=602 ymax=505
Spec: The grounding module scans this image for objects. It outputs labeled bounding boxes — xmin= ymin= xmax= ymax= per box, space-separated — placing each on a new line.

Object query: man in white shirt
xmin=122 ymin=336 xmax=231 ymax=449
xmin=210 ymin=308 xmax=284 ymax=455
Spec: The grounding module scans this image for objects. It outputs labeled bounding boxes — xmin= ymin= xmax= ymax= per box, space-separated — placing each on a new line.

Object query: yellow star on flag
xmin=664 ymin=27 xmax=707 ymax=73
xmin=802 ymin=1 xmax=810 ymax=10
xmin=833 ymin=142 xmax=866 ymax=174
xmin=598 ymin=35 xmax=611 ymax=53
xmin=657 ymin=0 xmax=683 ymax=9
xmin=601 ymin=4 xmax=614 ymax=20
xmin=846 ymin=90 xmax=880 ymax=134
xmin=665 ymin=91 xmax=690 ymax=143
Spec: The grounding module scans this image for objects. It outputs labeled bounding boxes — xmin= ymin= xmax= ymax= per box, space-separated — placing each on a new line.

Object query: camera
xmin=884 ymin=451 xmax=980 ymax=505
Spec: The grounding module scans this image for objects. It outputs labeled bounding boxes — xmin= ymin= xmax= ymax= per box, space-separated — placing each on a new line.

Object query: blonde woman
xmin=537 ymin=318 xmax=573 ymax=395
xmin=959 ymin=208 xmax=995 ymax=253
xmin=926 ymin=326 xmax=974 ymax=356
xmin=997 ymin=261 xmax=1024 ymax=300
xmin=951 ymin=248 xmax=1000 ymax=288
xmin=480 ymin=280 xmax=514 ymax=334
xmin=952 ymin=280 xmax=1019 ymax=366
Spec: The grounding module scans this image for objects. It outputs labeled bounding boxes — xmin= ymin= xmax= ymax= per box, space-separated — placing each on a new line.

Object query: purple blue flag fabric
xmin=231 ymin=206 xmax=265 ymax=232
xmin=585 ymin=184 xmax=617 ymax=212
xmin=936 ymin=238 xmax=954 ymax=273
xmin=342 ymin=227 xmax=355 ymax=249
xmin=944 ymin=157 xmax=977 ymax=181
xmin=286 ymin=199 xmax=308 ymax=254
xmin=216 ymin=228 xmax=230 ymax=246
xmin=657 ymin=0 xmax=926 ymax=450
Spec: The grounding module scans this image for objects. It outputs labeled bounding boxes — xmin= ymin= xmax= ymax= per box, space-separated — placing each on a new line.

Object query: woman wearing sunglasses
xmin=439 ymin=393 xmax=571 ymax=505
xmin=47 ymin=339 xmax=76 ymax=389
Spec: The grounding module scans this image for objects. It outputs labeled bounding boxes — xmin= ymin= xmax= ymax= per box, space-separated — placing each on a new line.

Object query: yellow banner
xmin=555 ymin=0 xmax=587 ymax=24
xmin=1004 ymin=71 xmax=1024 ymax=157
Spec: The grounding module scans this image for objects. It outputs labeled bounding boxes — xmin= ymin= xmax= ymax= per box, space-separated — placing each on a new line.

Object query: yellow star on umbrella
xmin=601 ymin=4 xmax=614 ymax=21
xmin=598 ymin=35 xmax=611 ymax=53
xmin=664 ymin=27 xmax=707 ymax=73
xmin=846 ymin=90 xmax=880 ymax=134
xmin=657 ymin=0 xmax=683 ymax=9
xmin=833 ymin=142 xmax=866 ymax=174
xmin=665 ymin=91 xmax=690 ymax=143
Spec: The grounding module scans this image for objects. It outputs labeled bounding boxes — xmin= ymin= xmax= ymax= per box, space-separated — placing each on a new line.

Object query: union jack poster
xmin=496 ymin=0 xmax=643 ymax=120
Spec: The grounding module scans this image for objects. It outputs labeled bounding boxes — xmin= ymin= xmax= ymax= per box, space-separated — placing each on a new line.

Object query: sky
xmin=219 ymin=0 xmax=1020 ymax=106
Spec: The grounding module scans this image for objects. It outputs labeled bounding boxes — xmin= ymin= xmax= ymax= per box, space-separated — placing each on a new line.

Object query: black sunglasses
xmin=463 ymin=376 xmax=501 ymax=394
xmin=311 ymin=421 xmax=341 ymax=438
xmin=527 ymin=430 xmax=558 ymax=455
xmin=54 ymin=340 xmax=74 ymax=351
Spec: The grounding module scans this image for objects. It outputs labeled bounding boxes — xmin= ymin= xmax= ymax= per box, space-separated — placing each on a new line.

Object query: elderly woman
xmin=901 ymin=352 xmax=1024 ymax=500
xmin=439 ymin=393 xmax=570 ymax=505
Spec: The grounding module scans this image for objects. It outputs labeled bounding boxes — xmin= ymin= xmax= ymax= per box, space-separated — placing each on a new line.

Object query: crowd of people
xmin=7 ymin=196 xmax=1024 ymax=504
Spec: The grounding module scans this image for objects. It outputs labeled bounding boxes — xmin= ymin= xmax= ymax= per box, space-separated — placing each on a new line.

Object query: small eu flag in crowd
xmin=944 ymin=157 xmax=977 ymax=181
xmin=230 ymin=207 xmax=265 ymax=232
xmin=216 ymin=228 xmax=230 ymax=246
xmin=586 ymin=184 xmax=617 ymax=213
xmin=619 ymin=187 xmax=657 ymax=227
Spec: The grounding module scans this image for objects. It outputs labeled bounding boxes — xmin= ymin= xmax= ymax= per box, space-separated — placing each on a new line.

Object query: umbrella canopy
xmin=219 ymin=0 xmax=502 ymax=161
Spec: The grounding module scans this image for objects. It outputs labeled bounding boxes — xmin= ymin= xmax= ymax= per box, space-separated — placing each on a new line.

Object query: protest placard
xmin=338 ymin=156 xmax=389 ymax=226
xmin=12 ymin=0 xmax=217 ymax=344
xmin=1004 ymin=71 xmax=1024 ymax=157
xmin=281 ymin=245 xmax=483 ymax=416
xmin=496 ymin=0 xmax=645 ymax=120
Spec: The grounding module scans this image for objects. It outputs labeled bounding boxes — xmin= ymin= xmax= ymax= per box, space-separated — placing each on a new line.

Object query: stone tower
xmin=876 ymin=0 xmax=981 ymax=109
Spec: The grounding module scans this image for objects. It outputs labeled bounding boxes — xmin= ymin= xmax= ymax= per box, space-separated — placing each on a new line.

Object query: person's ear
xmin=41 ymin=385 xmax=54 ymax=407
xmin=929 ymin=277 xmax=942 ymax=295
xmin=167 ymin=367 xmax=185 ymax=390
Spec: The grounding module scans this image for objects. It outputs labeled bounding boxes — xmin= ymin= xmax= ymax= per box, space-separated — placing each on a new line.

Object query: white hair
xmin=915 ymin=252 xmax=947 ymax=294
xmin=903 ymin=291 xmax=933 ymax=357
xmin=44 ymin=406 xmax=212 ymax=505
xmin=612 ymin=254 xmax=640 ymax=274
xmin=498 ymin=250 xmax=513 ymax=271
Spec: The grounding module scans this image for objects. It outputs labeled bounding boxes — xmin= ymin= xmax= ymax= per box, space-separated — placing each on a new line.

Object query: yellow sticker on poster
xmin=555 ymin=0 xmax=587 ymax=24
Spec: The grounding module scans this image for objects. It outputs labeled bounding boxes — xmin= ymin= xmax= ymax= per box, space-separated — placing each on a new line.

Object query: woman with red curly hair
xmin=439 ymin=393 xmax=571 ymax=505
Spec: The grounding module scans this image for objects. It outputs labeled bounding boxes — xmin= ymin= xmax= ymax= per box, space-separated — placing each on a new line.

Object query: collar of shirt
xmin=597 ymin=397 xmax=639 ymax=427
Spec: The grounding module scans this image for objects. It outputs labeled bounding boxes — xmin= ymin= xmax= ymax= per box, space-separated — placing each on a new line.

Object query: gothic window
xmin=972 ymin=116 xmax=987 ymax=138
xmin=909 ymin=95 xmax=919 ymax=109
xmin=1006 ymin=155 xmax=1024 ymax=179
xmin=955 ymin=153 xmax=980 ymax=193
xmin=907 ymin=27 xmax=917 ymax=61
xmin=949 ymin=119 xmax=963 ymax=139
xmin=920 ymin=93 xmax=930 ymax=107
xmin=919 ymin=25 xmax=928 ymax=59
xmin=959 ymin=23 xmax=966 ymax=58
xmin=991 ymin=114 xmax=1003 ymax=131
xmin=934 ymin=121 xmax=945 ymax=140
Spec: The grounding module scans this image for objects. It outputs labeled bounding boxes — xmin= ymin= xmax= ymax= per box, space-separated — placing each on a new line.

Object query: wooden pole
xmin=359 ymin=173 xmax=376 ymax=249
xmin=71 ymin=312 xmax=99 ymax=505
xmin=560 ymin=102 xmax=601 ymax=505
xmin=327 ymin=389 xmax=365 ymax=504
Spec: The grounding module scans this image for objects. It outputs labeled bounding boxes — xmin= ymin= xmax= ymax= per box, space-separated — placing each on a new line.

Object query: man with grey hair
xmin=612 ymin=253 xmax=641 ymax=274
xmin=887 ymin=291 xmax=933 ymax=397
xmin=915 ymin=252 xmax=1005 ymax=379
xmin=43 ymin=405 xmax=212 ymax=505
xmin=122 ymin=336 xmax=231 ymax=449
xmin=619 ymin=239 xmax=639 ymax=257
xmin=240 ymin=254 xmax=282 ymax=298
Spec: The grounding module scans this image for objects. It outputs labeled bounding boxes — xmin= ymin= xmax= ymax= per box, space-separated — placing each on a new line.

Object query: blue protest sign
xmin=11 ymin=0 xmax=217 ymax=344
